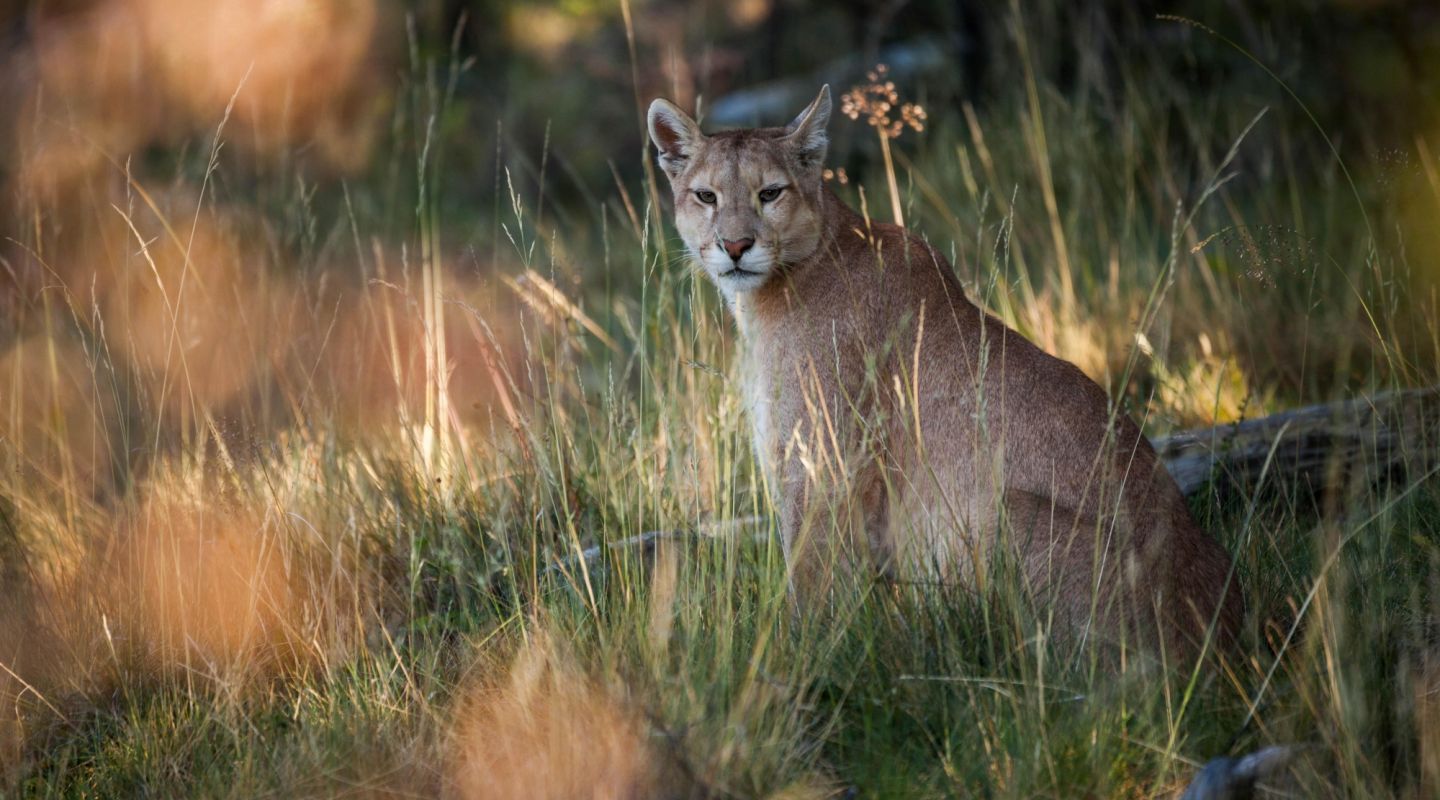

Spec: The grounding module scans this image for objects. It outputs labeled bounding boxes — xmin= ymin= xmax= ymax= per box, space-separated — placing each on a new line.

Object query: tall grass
xmin=2 ymin=2 xmax=1439 ymax=797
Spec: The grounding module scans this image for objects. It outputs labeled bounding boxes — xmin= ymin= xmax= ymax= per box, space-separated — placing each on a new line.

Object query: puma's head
xmin=647 ymin=86 xmax=832 ymax=300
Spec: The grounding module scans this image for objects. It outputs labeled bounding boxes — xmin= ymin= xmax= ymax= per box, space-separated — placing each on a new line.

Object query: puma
xmin=647 ymin=86 xmax=1242 ymax=654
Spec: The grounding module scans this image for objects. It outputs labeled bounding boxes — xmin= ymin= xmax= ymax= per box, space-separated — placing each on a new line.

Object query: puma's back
xmin=648 ymin=87 xmax=1242 ymax=654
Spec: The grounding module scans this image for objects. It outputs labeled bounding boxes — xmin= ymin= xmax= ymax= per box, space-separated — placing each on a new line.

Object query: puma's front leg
xmin=778 ymin=453 xmax=890 ymax=611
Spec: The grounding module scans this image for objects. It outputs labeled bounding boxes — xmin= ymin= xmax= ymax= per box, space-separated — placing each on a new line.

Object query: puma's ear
xmin=647 ymin=99 xmax=703 ymax=179
xmin=783 ymin=85 xmax=831 ymax=171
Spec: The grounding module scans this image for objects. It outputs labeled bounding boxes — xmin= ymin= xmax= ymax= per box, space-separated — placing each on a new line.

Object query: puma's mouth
xmin=718 ymin=266 xmax=763 ymax=279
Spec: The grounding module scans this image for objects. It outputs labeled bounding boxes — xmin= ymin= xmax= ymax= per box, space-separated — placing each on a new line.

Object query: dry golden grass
xmin=446 ymin=628 xmax=689 ymax=800
xmin=94 ymin=197 xmax=292 ymax=418
xmin=298 ymin=269 xmax=533 ymax=443
xmin=0 ymin=486 xmax=369 ymax=706
xmin=106 ymin=491 xmax=312 ymax=677
xmin=0 ymin=3 xmax=1437 ymax=796
xmin=0 ymin=335 xmax=112 ymax=501
xmin=11 ymin=0 xmax=387 ymax=204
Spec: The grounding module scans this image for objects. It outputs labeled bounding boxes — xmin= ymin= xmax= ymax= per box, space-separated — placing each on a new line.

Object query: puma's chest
xmin=739 ymin=343 xmax=777 ymax=481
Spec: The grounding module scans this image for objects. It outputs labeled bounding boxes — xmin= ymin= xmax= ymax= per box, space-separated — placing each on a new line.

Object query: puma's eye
xmin=758 ymin=186 xmax=784 ymax=203
xmin=694 ymin=190 xmax=717 ymax=204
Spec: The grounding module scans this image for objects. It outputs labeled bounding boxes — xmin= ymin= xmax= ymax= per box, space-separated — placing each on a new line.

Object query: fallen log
xmin=549 ymin=386 xmax=1440 ymax=575
xmin=1154 ymin=384 xmax=1440 ymax=498
xmin=705 ymin=38 xmax=948 ymax=126
xmin=544 ymin=516 xmax=764 ymax=580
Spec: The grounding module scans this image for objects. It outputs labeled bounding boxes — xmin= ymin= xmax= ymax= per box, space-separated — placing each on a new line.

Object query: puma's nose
xmin=721 ymin=238 xmax=755 ymax=262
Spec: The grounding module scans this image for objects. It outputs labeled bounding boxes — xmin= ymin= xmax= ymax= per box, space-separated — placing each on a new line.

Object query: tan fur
xmin=649 ymin=87 xmax=1242 ymax=654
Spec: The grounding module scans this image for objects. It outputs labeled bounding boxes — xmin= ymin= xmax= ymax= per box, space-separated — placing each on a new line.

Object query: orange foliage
xmin=447 ymin=632 xmax=688 ymax=800
xmin=9 ymin=0 xmax=388 ymax=208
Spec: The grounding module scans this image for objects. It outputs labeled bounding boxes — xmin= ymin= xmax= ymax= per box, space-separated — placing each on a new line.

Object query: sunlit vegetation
xmin=2 ymin=0 xmax=1439 ymax=796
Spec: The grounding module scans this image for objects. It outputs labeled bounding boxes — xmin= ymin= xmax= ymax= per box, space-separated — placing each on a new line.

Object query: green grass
xmin=3 ymin=3 xmax=1440 ymax=798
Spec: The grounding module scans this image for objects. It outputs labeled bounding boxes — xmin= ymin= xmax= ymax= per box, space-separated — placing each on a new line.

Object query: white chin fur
xmin=702 ymin=247 xmax=773 ymax=295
